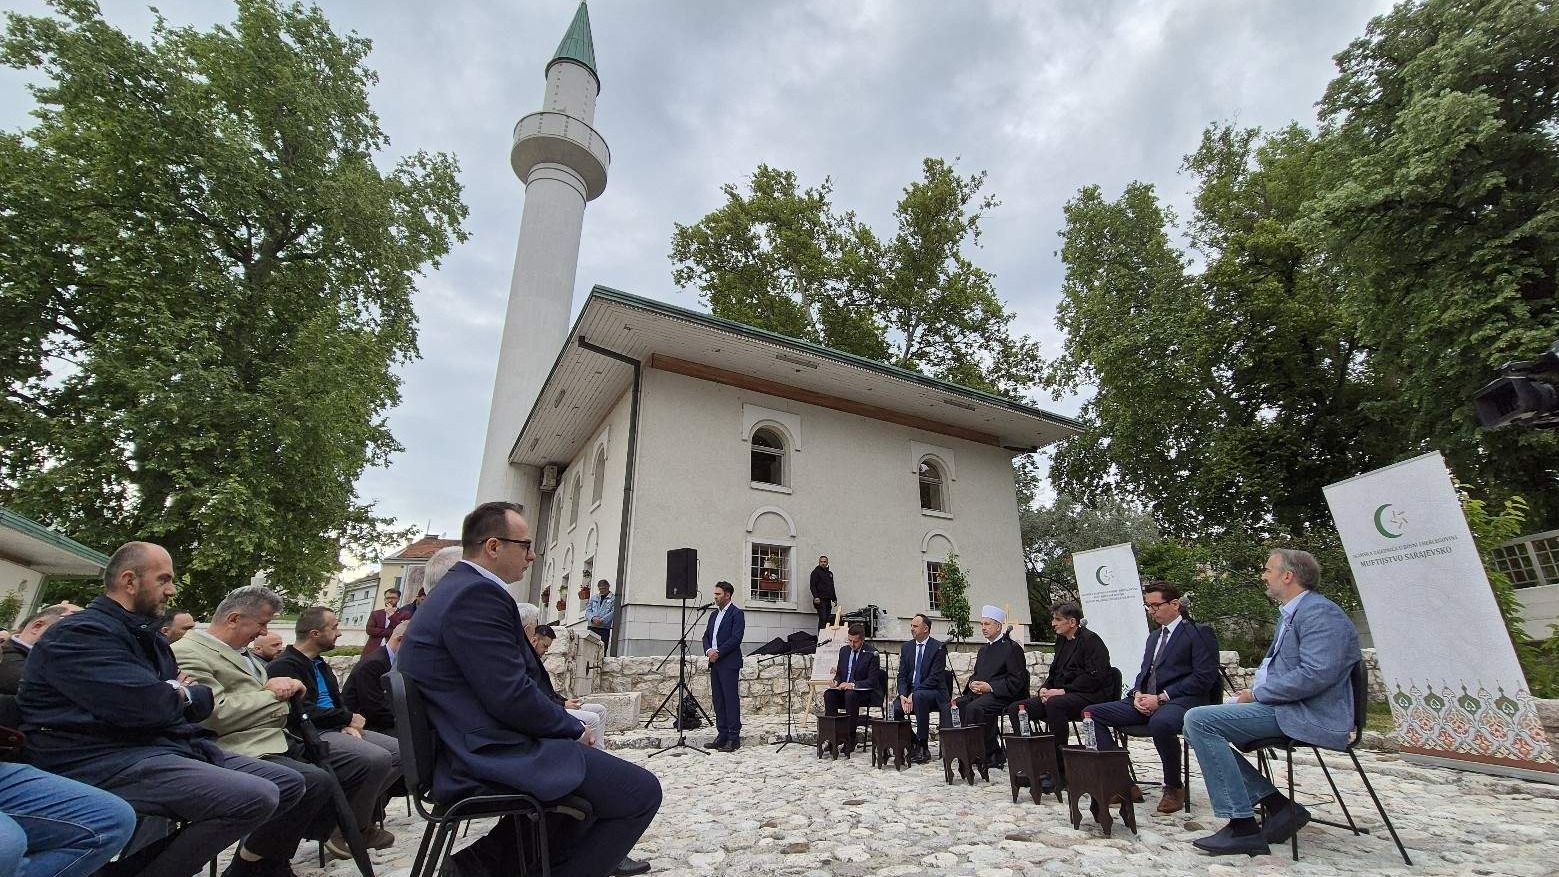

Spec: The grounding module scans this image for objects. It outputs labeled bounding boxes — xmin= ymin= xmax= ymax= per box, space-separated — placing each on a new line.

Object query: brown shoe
xmin=368 ymin=826 xmax=396 ymax=849
xmin=1128 ymin=784 xmax=1145 ymax=803
xmin=1157 ymin=788 xmax=1186 ymax=813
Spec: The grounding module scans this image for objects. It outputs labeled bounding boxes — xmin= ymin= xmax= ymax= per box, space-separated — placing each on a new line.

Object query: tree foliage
xmin=0 ymin=0 xmax=467 ymax=612
xmin=937 ymin=553 xmax=973 ymax=642
xmin=672 ymin=158 xmax=1042 ymax=396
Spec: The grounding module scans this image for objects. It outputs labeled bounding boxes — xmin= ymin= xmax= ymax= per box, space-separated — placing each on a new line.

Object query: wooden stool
xmin=1062 ymin=746 xmax=1137 ymax=837
xmin=938 ymin=724 xmax=989 ymax=785
xmin=1003 ymin=733 xmax=1062 ymax=804
xmin=816 ymin=714 xmax=854 ymax=759
xmin=871 ymin=718 xmax=913 ymax=770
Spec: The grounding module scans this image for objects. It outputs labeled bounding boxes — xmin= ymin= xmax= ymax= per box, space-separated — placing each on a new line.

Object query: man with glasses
xmin=398 ymin=502 xmax=660 ymax=877
xmin=1085 ymin=581 xmax=1219 ymax=814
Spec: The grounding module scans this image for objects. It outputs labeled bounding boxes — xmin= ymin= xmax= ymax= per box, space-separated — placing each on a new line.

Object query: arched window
xmin=919 ymin=458 xmax=947 ymax=512
xmin=549 ymin=491 xmax=563 ymax=545
xmin=568 ymin=471 xmax=582 ymax=528
xmin=590 ymin=445 xmax=607 ymax=506
xmin=750 ymin=426 xmax=786 ymax=486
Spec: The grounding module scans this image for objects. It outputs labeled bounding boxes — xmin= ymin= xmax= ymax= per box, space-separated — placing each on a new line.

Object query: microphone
xmin=697 ymin=602 xmax=716 ymax=610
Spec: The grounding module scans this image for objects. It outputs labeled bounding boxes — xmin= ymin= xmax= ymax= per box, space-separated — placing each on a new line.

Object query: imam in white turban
xmin=980 ymin=604 xmax=1005 ymax=624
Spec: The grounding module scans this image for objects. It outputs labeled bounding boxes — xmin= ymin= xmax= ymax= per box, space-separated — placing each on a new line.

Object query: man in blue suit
xmin=703 ymin=580 xmax=745 ymax=751
xmin=396 ymin=502 xmax=660 ymax=877
xmin=823 ymin=623 xmax=884 ymax=753
xmin=894 ymin=612 xmax=949 ymax=764
xmin=1184 ymin=548 xmax=1360 ymax=856
xmin=1087 ymin=581 xmax=1220 ymax=814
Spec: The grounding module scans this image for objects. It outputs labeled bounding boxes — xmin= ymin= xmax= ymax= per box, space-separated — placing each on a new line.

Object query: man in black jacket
xmin=955 ymin=605 xmax=1029 ymax=769
xmin=268 ymin=606 xmax=402 ymax=849
xmin=342 ymin=620 xmax=406 ymax=733
xmin=809 ymin=556 xmax=836 ymax=628
xmin=19 ymin=542 xmax=316 ymax=877
xmin=0 ymin=603 xmax=75 ymax=695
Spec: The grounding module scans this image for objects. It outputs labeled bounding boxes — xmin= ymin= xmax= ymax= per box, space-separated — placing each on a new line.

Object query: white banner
xmin=1324 ymin=451 xmax=1556 ymax=777
xmin=1072 ymin=543 xmax=1150 ymax=693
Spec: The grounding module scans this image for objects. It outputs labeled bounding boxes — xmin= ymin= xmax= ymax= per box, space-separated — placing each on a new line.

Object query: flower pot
xmin=578 ymin=586 xmax=591 ymax=600
xmin=555 ymin=599 xmax=567 ymax=612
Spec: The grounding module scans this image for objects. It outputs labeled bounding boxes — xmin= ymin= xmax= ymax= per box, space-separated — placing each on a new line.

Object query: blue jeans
xmin=0 ymin=763 xmax=136 ymax=877
xmin=1183 ymin=703 xmax=1282 ymax=819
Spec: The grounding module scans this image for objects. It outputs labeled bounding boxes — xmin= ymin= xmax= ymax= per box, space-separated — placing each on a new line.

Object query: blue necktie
xmin=913 ymin=642 xmax=924 ymax=686
xmin=846 ymin=649 xmax=856 ymax=682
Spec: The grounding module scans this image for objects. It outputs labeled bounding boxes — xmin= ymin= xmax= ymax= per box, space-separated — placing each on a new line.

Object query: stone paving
xmin=287 ymin=718 xmax=1559 ymax=877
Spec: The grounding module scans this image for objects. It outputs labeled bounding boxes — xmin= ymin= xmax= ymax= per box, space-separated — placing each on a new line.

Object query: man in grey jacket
xmin=1183 ymin=548 xmax=1360 ymax=856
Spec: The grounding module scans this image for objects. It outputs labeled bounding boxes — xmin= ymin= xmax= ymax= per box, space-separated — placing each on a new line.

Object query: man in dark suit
xmin=1088 ymin=581 xmax=1220 ymax=814
xmin=397 ymin=502 xmax=660 ymax=877
xmin=363 ymin=588 xmax=398 ymax=657
xmin=956 ymin=605 xmax=1029 ymax=769
xmin=702 ymin=580 xmax=745 ymax=752
xmin=895 ymin=612 xmax=949 ymax=763
xmin=823 ymin=623 xmax=884 ymax=752
xmin=342 ymin=620 xmax=406 ymax=732
xmin=809 ymin=556 xmax=836 ymax=628
xmin=0 ymin=604 xmax=75 ymax=695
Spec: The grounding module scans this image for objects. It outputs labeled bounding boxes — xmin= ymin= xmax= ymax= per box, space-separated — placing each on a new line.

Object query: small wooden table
xmin=1003 ymin=733 xmax=1062 ymax=804
xmin=816 ymin=714 xmax=854 ymax=760
xmin=871 ymin=718 xmax=913 ymax=770
xmin=938 ymin=724 xmax=989 ymax=785
xmin=1062 ymin=746 xmax=1137 ymax=836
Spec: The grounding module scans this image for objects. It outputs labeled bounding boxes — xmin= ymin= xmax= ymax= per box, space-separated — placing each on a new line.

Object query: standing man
xmin=364 ymin=588 xmax=399 ymax=657
xmin=809 ymin=556 xmax=836 ymax=629
xmin=955 ymin=605 xmax=1028 ymax=769
xmin=587 ymin=579 xmax=616 ymax=650
xmin=1183 ymin=549 xmax=1359 ymax=856
xmin=160 ymin=608 xmax=196 ymax=643
xmin=397 ymin=502 xmax=659 ymax=877
xmin=0 ymin=604 xmax=77 ymax=694
xmin=703 ymin=580 xmax=745 ymax=752
xmin=823 ymin=623 xmax=884 ymax=753
xmin=896 ymin=613 xmax=950 ymax=764
xmin=1086 ymin=582 xmax=1220 ymax=814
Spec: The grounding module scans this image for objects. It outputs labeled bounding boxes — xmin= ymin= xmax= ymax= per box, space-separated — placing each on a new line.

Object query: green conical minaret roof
xmin=548 ymin=2 xmax=597 ymax=80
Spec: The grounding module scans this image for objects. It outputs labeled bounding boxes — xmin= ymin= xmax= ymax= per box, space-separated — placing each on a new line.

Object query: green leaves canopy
xmin=0 ymin=0 xmax=468 ymax=612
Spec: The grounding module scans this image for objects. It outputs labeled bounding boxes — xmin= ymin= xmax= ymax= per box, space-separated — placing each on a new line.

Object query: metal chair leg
xmin=1181 ymin=739 xmax=1191 ymax=813
xmin=409 ymin=822 xmax=437 ymax=877
xmin=1311 ymin=747 xmax=1362 ymax=834
xmin=1286 ymin=747 xmax=1298 ymax=861
xmin=1349 ymin=749 xmax=1413 ymax=866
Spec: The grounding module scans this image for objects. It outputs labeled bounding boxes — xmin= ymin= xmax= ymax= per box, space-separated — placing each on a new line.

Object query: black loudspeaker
xmin=666 ymin=548 xmax=698 ymax=600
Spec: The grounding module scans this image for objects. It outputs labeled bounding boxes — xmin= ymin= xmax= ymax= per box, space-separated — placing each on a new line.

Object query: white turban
xmin=980 ymin=604 xmax=1005 ymax=624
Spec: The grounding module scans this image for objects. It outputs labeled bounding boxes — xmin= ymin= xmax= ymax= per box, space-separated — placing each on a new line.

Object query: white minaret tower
xmin=475 ymin=2 xmax=609 ymax=511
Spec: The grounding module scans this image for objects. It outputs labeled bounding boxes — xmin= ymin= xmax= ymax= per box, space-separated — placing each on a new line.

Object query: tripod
xmin=647 ymin=597 xmax=712 ymax=757
xmin=772 ymin=651 xmax=801 ymax=751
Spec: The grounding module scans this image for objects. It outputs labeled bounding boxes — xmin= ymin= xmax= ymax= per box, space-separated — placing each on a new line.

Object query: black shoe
xmin=1261 ymin=803 xmax=1311 ymax=844
xmin=220 ymin=857 xmax=266 ymax=877
xmin=911 ymin=745 xmax=931 ymax=765
xmin=726 ymin=737 xmax=741 ymax=752
xmin=1193 ymin=826 xmax=1271 ymax=857
xmin=613 ymin=856 xmax=652 ymax=876
xmin=1039 ymin=774 xmax=1056 ymax=794
xmin=988 ymin=750 xmax=1007 ymax=770
xmin=709 ymin=736 xmax=728 ymax=750
xmin=441 ymin=848 xmax=500 ymax=877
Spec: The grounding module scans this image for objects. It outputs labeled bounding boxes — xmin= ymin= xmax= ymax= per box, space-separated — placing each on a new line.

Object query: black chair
xmin=382 ymin=670 xmax=593 ymax=877
xmin=1236 ymin=660 xmax=1411 ymax=866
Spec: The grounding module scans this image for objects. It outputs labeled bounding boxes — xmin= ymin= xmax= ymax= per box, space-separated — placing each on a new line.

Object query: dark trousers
xmin=893 ymin=688 xmax=951 ymax=747
xmin=814 ymin=599 xmax=834 ymax=628
xmin=1006 ymin=692 xmax=1097 ymax=780
xmin=822 ymin=687 xmax=875 ymax=734
xmin=709 ymin=659 xmax=742 ymax=741
xmin=321 ymin=728 xmax=401 ymax=832
xmin=454 ymin=746 xmax=663 ymax=877
xmin=589 ymin=626 xmax=611 ymax=650
xmin=956 ymin=692 xmax=1012 ymax=756
xmin=1088 ymin=697 xmax=1193 ymax=789
xmin=93 ymin=750 xmax=315 ymax=877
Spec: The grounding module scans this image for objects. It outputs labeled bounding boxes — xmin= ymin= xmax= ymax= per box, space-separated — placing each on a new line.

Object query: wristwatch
xmin=1157 ymin=691 xmax=1169 ymax=704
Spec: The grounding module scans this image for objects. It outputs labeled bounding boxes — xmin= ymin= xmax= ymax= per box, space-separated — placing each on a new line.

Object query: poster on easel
xmin=1072 ymin=543 xmax=1150 ymax=693
xmin=809 ymin=606 xmax=847 ymax=684
xmin=1324 ymin=451 xmax=1557 ymax=781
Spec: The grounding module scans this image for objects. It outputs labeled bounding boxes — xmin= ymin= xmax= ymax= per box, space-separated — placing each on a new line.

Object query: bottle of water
xmin=1081 ymin=710 xmax=1098 ymax=750
xmin=1018 ymin=704 xmax=1033 ymax=737
xmin=951 ymin=706 xmax=962 ymax=729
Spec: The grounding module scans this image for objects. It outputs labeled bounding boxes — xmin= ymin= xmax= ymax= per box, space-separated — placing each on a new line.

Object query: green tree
xmin=1019 ymin=487 xmax=1159 ymax=629
xmin=937 ymin=553 xmax=973 ymax=642
xmin=0 ymin=0 xmax=467 ymax=613
xmin=1317 ymin=0 xmax=1559 ymax=523
xmin=672 ymin=157 xmax=1042 ymax=396
xmin=1459 ymin=489 xmax=1556 ymax=697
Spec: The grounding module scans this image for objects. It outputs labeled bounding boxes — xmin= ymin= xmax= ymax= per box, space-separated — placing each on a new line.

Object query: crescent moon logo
xmin=1094 ymin=565 xmax=1111 ymax=585
xmin=1373 ymin=503 xmax=1403 ymax=539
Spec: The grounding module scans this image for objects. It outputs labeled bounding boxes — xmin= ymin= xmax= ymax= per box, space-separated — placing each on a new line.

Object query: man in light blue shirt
xmin=587 ymin=579 xmax=616 ymax=650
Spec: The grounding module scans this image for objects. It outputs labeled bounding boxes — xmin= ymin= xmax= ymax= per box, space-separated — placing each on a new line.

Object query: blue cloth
xmin=1253 ymin=589 xmax=1309 ymax=691
xmin=1130 ymin=618 xmax=1219 ymax=700
xmin=1250 ymin=590 xmax=1359 ymax=750
xmin=701 ymin=603 xmax=745 ymax=669
xmin=397 ymin=561 xmax=588 ymax=803
xmin=1183 ymin=702 xmax=1284 ymax=818
xmin=897 ymin=637 xmax=947 ymax=698
xmin=0 ymin=763 xmax=136 ymax=877
xmin=832 ymin=644 xmax=884 ymax=699
xmin=585 ymin=593 xmax=615 ymax=627
xmin=702 ymin=602 xmax=745 ymax=739
xmin=311 ymin=659 xmax=336 ymax=710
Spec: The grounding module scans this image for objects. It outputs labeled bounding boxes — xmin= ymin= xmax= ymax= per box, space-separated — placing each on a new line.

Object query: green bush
xmin=0 ymin=592 xmax=21 ymax=629
xmin=323 ymin=645 xmax=363 ymax=658
xmin=937 ymin=554 xmax=974 ymax=642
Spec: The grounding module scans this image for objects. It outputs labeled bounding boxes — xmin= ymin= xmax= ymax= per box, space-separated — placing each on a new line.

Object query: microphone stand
xmin=646 ymin=598 xmax=714 ymax=756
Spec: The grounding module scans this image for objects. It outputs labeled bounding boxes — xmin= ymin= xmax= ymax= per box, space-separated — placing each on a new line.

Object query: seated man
xmin=266 ymin=606 xmax=402 ymax=850
xmin=512 ymin=604 xmax=607 ymax=750
xmin=343 ymin=621 xmax=407 ymax=733
xmin=1005 ymin=602 xmax=1114 ymax=790
xmin=954 ymin=605 xmax=1028 ymax=769
xmin=822 ymin=623 xmax=884 ymax=753
xmin=533 ymin=624 xmax=610 ymax=748
xmin=398 ymin=501 xmax=660 ymax=877
xmin=1086 ymin=582 xmax=1219 ymax=814
xmin=0 ymin=603 xmax=78 ymax=694
xmin=20 ymin=542 xmax=321 ymax=877
xmin=1183 ymin=549 xmax=1359 ymax=856
xmin=160 ymin=608 xmax=196 ymax=644
xmin=0 ymin=762 xmax=137 ymax=877
xmin=249 ymin=632 xmax=285 ymax=663
xmin=893 ymin=612 xmax=949 ymax=764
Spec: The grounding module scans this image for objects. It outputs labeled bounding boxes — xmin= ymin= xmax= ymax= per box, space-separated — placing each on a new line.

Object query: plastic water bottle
xmin=951 ymin=706 xmax=962 ymax=729
xmin=1081 ymin=710 xmax=1098 ymax=750
xmin=1018 ymin=704 xmax=1033 ymax=737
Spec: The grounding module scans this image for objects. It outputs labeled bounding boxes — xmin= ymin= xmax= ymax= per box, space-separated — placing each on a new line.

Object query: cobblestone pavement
xmin=289 ymin=718 xmax=1559 ymax=877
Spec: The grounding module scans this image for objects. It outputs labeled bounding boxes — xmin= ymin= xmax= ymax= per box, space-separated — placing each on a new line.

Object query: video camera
xmin=1473 ymin=339 xmax=1559 ymax=429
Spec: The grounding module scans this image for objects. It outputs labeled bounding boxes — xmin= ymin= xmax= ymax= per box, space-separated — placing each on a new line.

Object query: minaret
xmin=475 ymin=2 xmax=609 ymax=510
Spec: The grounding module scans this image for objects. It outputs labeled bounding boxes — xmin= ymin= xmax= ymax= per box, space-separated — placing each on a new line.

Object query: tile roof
xmin=385 ymin=536 xmax=459 ymax=562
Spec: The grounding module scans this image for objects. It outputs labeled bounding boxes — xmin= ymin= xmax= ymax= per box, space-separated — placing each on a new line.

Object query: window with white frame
xmin=750 ymin=427 xmax=786 ymax=486
xmin=568 ymin=471 xmax=582 ymax=528
xmin=549 ymin=493 xmax=562 ymax=545
xmin=919 ymin=458 xmax=948 ymax=513
xmin=590 ymin=445 xmax=607 ymax=506
xmin=750 ymin=542 xmax=790 ymax=602
xmin=926 ymin=561 xmax=945 ymax=612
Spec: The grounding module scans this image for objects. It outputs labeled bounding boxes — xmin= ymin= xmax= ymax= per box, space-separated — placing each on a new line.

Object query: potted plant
xmin=555 ymin=598 xmax=567 ymax=612
xmin=578 ymin=584 xmax=591 ymax=600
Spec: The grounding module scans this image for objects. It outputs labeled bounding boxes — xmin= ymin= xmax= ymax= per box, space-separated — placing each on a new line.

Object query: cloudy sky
xmin=0 ymin=0 xmax=1395 ymax=543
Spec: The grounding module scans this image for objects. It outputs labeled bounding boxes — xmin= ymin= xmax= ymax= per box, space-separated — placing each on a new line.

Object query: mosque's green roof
xmin=548 ymin=2 xmax=597 ymax=80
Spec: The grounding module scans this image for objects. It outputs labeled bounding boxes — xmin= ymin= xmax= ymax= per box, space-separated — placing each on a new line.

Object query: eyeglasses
xmin=490 ymin=537 xmax=533 ymax=552
xmin=1143 ymin=601 xmax=1170 ymax=610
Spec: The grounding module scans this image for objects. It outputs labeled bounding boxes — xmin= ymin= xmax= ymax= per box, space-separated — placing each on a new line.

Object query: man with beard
xmin=954 ymin=605 xmax=1029 ymax=769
